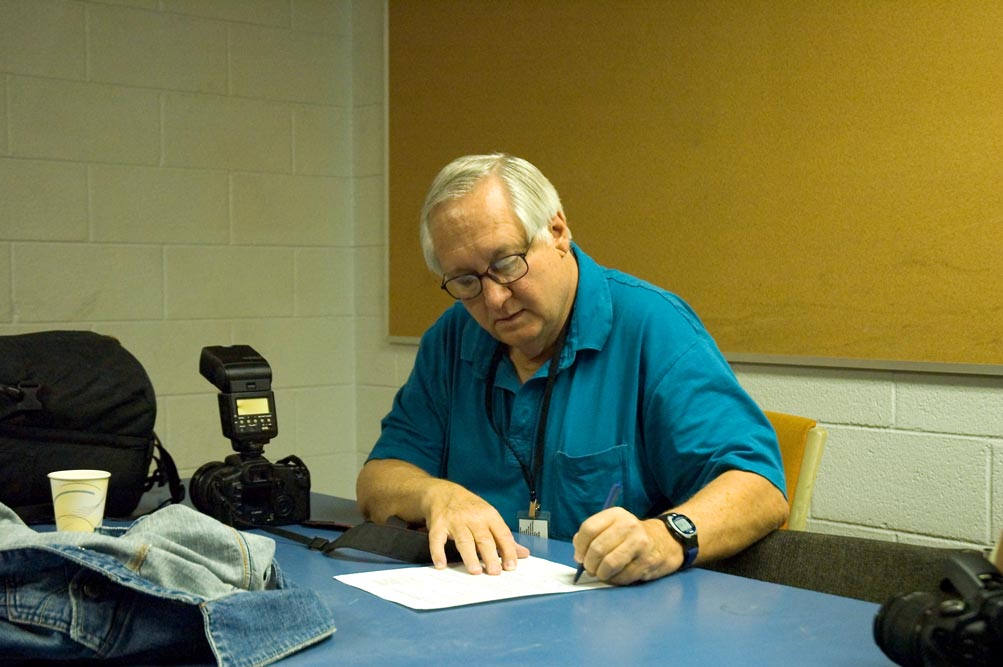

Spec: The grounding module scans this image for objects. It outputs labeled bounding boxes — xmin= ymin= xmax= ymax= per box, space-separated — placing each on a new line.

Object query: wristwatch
xmin=658 ymin=512 xmax=699 ymax=570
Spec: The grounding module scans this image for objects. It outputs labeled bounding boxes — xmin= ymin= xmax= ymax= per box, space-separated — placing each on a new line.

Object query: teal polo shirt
xmin=369 ymin=244 xmax=785 ymax=541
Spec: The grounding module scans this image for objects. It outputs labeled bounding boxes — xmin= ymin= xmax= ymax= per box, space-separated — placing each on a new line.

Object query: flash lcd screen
xmin=236 ymin=397 xmax=271 ymax=416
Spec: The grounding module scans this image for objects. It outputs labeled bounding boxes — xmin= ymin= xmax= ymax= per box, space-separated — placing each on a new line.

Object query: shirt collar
xmin=461 ymin=243 xmax=613 ymax=378
xmin=565 ymin=242 xmax=613 ymax=357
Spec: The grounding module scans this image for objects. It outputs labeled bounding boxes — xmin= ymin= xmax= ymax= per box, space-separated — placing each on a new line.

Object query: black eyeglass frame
xmin=439 ymin=246 xmax=532 ymax=300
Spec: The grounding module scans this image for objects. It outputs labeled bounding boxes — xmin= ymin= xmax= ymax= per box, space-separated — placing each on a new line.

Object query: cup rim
xmin=48 ymin=469 xmax=112 ymax=481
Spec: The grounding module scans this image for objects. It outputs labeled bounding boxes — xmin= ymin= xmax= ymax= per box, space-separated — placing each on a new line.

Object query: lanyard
xmin=484 ymin=311 xmax=572 ymax=518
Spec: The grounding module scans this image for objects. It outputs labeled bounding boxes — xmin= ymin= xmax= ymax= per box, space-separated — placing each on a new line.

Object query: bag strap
xmin=265 ymin=521 xmax=461 ymax=565
xmin=143 ymin=433 xmax=186 ymax=507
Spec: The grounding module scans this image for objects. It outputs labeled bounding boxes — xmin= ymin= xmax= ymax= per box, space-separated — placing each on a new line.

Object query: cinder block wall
xmin=734 ymin=365 xmax=1003 ymax=551
xmin=0 ymin=0 xmax=384 ymax=498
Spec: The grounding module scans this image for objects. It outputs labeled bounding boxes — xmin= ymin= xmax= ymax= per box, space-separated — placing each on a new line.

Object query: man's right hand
xmin=421 ymin=480 xmax=530 ymax=574
xmin=356 ymin=459 xmax=530 ymax=575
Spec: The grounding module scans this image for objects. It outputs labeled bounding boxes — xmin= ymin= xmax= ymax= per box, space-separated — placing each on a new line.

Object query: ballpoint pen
xmin=573 ymin=481 xmax=623 ymax=584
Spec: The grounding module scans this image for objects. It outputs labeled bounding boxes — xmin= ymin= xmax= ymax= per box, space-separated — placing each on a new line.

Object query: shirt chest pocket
xmin=548 ymin=443 xmax=629 ymax=534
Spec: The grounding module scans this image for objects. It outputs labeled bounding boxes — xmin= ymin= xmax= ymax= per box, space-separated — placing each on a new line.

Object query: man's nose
xmin=480 ymin=277 xmax=511 ymax=308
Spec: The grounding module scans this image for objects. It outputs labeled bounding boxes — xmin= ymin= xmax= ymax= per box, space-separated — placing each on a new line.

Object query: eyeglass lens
xmin=442 ymin=253 xmax=529 ymax=299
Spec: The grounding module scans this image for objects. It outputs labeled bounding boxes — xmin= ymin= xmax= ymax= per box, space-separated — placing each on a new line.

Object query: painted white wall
xmin=2 ymin=1 xmax=999 ymax=554
xmin=733 ymin=364 xmax=1003 ymax=551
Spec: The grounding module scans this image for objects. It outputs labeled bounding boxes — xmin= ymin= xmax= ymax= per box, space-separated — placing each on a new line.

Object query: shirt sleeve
xmin=641 ymin=327 xmax=787 ymax=507
xmin=365 ymin=316 xmax=454 ymax=477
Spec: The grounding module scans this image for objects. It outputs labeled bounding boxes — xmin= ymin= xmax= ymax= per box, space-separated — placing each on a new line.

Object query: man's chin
xmin=492 ymin=327 xmax=543 ymax=354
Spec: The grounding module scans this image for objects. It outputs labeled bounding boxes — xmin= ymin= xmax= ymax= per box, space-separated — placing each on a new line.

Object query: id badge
xmin=517 ymin=510 xmax=551 ymax=539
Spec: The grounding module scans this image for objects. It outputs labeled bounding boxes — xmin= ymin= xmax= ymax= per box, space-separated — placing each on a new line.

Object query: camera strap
xmin=264 ymin=521 xmax=460 ymax=565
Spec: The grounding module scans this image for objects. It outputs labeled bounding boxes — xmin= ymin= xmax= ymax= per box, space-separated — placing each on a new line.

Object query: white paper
xmin=333 ymin=555 xmax=611 ymax=610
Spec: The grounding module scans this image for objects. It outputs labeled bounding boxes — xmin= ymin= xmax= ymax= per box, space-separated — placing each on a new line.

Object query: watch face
xmin=670 ymin=514 xmax=696 ymax=535
xmin=664 ymin=513 xmax=698 ymax=570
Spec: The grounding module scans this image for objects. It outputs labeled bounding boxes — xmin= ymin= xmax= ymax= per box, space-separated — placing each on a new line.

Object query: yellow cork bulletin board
xmin=388 ymin=1 xmax=1003 ymax=369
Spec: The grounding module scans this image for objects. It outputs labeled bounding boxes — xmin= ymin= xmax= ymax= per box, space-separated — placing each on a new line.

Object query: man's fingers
xmin=574 ymin=508 xmax=663 ymax=583
xmin=429 ymin=524 xmax=486 ymax=574
xmin=593 ymin=541 xmax=633 ymax=581
xmin=427 ymin=526 xmax=451 ymax=569
xmin=431 ymin=524 xmax=528 ymax=575
xmin=453 ymin=534 xmax=484 ymax=574
xmin=573 ymin=508 xmax=625 ymax=569
xmin=424 ymin=489 xmax=528 ymax=575
xmin=491 ymin=524 xmax=526 ymax=571
xmin=475 ymin=533 xmax=503 ymax=575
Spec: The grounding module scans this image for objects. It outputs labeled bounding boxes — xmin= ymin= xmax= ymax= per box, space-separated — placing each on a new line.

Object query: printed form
xmin=334 ymin=555 xmax=610 ymax=610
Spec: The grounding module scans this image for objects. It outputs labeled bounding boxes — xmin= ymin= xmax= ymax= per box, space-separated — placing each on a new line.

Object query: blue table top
xmin=263 ymin=519 xmax=894 ymax=666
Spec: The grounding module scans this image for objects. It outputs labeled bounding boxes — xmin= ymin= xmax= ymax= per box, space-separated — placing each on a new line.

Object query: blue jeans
xmin=0 ymin=503 xmax=335 ymax=666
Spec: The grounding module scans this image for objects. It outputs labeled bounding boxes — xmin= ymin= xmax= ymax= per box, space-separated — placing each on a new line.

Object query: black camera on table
xmin=189 ymin=345 xmax=310 ymax=527
xmin=873 ymin=550 xmax=1002 ymax=667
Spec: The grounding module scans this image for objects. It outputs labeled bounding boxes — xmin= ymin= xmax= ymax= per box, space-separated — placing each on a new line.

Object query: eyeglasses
xmin=440 ymin=247 xmax=531 ymax=300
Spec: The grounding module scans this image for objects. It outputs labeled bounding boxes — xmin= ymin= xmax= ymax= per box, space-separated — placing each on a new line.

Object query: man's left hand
xmin=572 ymin=508 xmax=682 ymax=585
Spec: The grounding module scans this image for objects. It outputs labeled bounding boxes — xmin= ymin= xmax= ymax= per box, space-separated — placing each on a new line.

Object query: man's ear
xmin=549 ymin=211 xmax=572 ymax=255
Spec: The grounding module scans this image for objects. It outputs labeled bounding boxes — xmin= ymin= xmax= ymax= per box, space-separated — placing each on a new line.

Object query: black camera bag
xmin=0 ymin=330 xmax=184 ymax=523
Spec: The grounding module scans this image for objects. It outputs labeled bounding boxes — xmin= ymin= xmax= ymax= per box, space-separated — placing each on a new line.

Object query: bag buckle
xmin=15 ymin=382 xmax=42 ymax=411
xmin=0 ymin=382 xmax=42 ymax=411
xmin=308 ymin=536 xmax=332 ymax=551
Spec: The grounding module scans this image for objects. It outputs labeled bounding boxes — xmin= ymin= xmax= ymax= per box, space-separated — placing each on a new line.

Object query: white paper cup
xmin=48 ymin=469 xmax=111 ymax=532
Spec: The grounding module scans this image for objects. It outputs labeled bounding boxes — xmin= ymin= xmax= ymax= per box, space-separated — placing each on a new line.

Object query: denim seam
xmin=125 ymin=542 xmax=150 ymax=573
xmin=229 ymin=526 xmax=251 ymax=590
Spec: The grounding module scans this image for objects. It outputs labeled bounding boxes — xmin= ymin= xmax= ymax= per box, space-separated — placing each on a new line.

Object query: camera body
xmin=190 ymin=345 xmax=310 ymax=527
xmin=190 ymin=452 xmax=310 ymax=528
xmin=874 ymin=550 xmax=1003 ymax=667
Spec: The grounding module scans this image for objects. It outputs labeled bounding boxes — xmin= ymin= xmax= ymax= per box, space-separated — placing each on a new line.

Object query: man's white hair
xmin=419 ymin=153 xmax=564 ymax=274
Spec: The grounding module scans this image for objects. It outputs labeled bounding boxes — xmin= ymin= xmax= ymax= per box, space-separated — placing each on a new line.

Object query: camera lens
xmin=874 ymin=591 xmax=937 ymax=667
xmin=189 ymin=461 xmax=226 ymax=516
